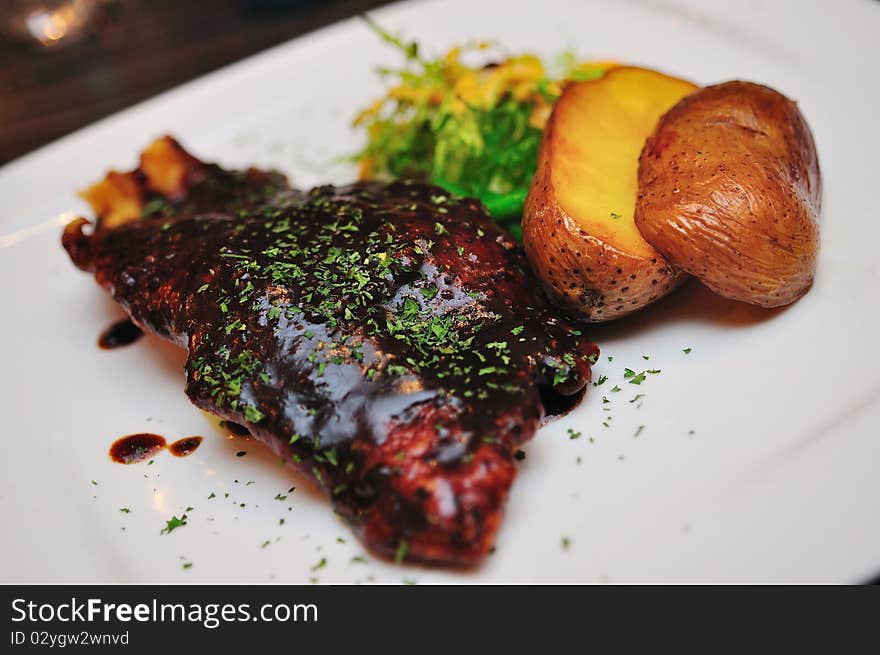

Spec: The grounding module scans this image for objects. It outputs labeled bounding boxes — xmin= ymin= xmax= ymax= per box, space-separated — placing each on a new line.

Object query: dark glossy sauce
xmin=220 ymin=421 xmax=250 ymax=437
xmin=67 ymin=165 xmax=599 ymax=563
xmin=170 ymin=183 xmax=597 ymax=468
xmin=539 ymin=384 xmax=587 ymax=425
xmin=168 ymin=436 xmax=203 ymax=457
xmin=98 ymin=319 xmax=143 ymax=349
xmin=110 ymin=433 xmax=204 ymax=462
xmin=109 ymin=433 xmax=166 ymax=464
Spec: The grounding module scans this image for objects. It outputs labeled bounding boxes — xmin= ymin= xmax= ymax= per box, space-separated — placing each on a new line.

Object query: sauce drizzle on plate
xmin=98 ymin=319 xmax=143 ymax=349
xmin=109 ymin=434 xmax=203 ymax=463
xmin=168 ymin=436 xmax=203 ymax=457
xmin=109 ymin=433 xmax=166 ymax=464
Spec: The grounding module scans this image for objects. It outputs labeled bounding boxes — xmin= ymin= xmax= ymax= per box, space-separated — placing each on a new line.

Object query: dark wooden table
xmin=0 ymin=0 xmax=392 ymax=165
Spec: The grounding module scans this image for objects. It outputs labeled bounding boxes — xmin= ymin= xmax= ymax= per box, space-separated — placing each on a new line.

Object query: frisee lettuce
xmin=354 ymin=19 xmax=613 ymax=240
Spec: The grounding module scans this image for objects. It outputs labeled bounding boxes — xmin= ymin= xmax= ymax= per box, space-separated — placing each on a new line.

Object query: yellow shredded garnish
xmin=353 ymin=19 xmax=616 ymax=236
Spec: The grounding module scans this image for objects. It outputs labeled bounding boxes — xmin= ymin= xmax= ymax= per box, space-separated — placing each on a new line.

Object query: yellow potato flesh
xmin=551 ymin=68 xmax=697 ymax=258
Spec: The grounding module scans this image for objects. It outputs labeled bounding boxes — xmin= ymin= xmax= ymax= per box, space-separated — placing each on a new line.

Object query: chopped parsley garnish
xmin=141 ymin=197 xmax=172 ymax=219
xmin=419 ymin=285 xmax=438 ymax=300
xmin=394 ymin=539 xmax=409 ymax=563
xmin=625 ymin=368 xmax=647 ymax=385
xmin=161 ymin=514 xmax=187 ymax=535
xmin=192 ymin=348 xmax=264 ymax=423
xmin=244 ymin=405 xmax=265 ymax=423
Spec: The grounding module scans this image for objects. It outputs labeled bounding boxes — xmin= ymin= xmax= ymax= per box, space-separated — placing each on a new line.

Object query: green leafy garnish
xmin=353 ymin=20 xmax=613 ymax=238
xmin=394 ymin=539 xmax=409 ymax=563
xmin=161 ymin=514 xmax=187 ymax=534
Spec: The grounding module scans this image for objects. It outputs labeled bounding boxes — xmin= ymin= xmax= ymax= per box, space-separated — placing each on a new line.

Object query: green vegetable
xmin=161 ymin=514 xmax=187 ymax=534
xmin=353 ymin=19 xmax=611 ymax=238
xmin=395 ymin=539 xmax=409 ymax=563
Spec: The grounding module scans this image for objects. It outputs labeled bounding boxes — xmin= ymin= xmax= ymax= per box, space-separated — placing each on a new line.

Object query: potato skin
xmin=635 ymin=81 xmax=821 ymax=307
xmin=523 ymin=124 xmax=686 ymax=323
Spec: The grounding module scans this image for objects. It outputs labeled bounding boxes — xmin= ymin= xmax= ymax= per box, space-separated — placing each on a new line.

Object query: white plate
xmin=1 ymin=0 xmax=879 ymax=584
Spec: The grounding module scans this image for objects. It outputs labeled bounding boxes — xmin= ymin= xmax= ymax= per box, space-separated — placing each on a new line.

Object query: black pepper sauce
xmin=110 ymin=433 xmax=166 ymax=464
xmin=168 ymin=436 xmax=203 ymax=457
xmin=178 ymin=182 xmax=598 ymax=550
xmin=98 ymin=319 xmax=143 ymax=349
xmin=66 ymin=170 xmax=598 ymax=564
xmin=220 ymin=421 xmax=250 ymax=437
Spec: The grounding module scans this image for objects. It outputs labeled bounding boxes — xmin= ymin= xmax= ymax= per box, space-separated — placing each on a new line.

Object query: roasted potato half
xmin=523 ymin=66 xmax=697 ymax=322
xmin=635 ymin=81 xmax=821 ymax=307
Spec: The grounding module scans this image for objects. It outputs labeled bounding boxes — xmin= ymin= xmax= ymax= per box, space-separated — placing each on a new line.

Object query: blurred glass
xmin=0 ymin=0 xmax=103 ymax=50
